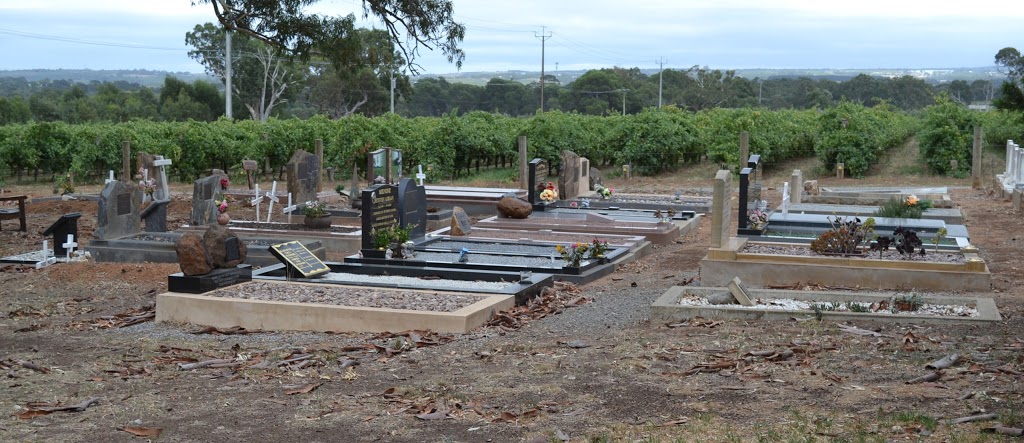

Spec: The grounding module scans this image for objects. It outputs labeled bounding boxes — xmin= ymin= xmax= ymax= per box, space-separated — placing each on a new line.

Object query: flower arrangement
xmin=137 ymin=170 xmax=156 ymax=196
xmin=220 ymin=177 xmax=229 ymax=190
xmin=748 ymin=209 xmax=769 ymax=229
xmin=556 ymin=242 xmax=590 ymax=267
xmin=539 ymin=182 xmax=558 ymax=203
xmin=303 ymin=200 xmax=328 ymax=218
xmin=595 ymin=184 xmax=613 ymax=199
xmin=372 ymin=224 xmax=414 ymax=249
xmin=589 ymin=238 xmax=608 ymax=258
xmin=214 ymin=198 xmax=229 ymax=213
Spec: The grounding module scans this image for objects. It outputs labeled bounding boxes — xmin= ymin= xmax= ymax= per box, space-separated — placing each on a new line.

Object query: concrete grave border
xmin=652 ymin=286 xmax=1001 ymax=324
xmin=157 ymin=281 xmax=513 ymax=334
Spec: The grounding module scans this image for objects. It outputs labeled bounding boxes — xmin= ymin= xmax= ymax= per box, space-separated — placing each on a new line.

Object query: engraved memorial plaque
xmin=116 ymin=192 xmax=131 ymax=216
xmin=225 ymin=237 xmax=240 ymax=262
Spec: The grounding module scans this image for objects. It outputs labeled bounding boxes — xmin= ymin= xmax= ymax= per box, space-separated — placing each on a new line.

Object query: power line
xmin=0 ymin=28 xmax=184 ymax=51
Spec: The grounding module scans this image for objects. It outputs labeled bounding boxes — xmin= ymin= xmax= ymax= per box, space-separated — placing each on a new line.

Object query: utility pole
xmin=535 ymin=26 xmax=552 ymax=112
xmin=390 ymin=75 xmax=396 ymax=114
xmin=225 ymin=28 xmax=233 ymax=119
xmin=656 ymin=57 xmax=665 ymax=109
xmin=621 ymin=89 xmax=628 ymax=115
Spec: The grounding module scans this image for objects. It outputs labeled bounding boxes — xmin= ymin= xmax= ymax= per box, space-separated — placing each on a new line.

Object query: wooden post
xmin=739 ymin=131 xmax=749 ymax=170
xmin=121 ymin=141 xmax=131 ymax=181
xmin=972 ymin=126 xmax=983 ymax=189
xmin=315 ymin=138 xmax=324 ymax=193
xmin=518 ymin=135 xmax=528 ymax=187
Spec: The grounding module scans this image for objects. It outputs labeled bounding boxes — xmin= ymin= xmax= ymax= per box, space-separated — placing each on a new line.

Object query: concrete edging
xmin=157 ymin=283 xmax=513 ymax=334
xmin=651 ymin=286 xmax=1002 ymax=324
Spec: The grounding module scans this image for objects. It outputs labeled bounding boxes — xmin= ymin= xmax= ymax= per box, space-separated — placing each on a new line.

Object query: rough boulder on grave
xmin=174 ymin=225 xmax=248 ymax=276
xmin=496 ymin=194 xmax=532 ymax=219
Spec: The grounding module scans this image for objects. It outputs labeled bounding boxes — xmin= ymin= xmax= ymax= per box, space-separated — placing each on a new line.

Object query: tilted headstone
xmin=589 ymin=166 xmax=603 ymax=190
xmin=286 ymin=149 xmax=320 ymax=205
xmin=559 ymin=150 xmax=581 ymax=200
xmin=711 ymin=170 xmax=732 ymax=248
xmin=42 ymin=212 xmax=82 ymax=257
xmin=397 ymin=178 xmax=427 ymax=240
xmin=191 ymin=174 xmax=225 ymax=225
xmin=242 ymin=159 xmax=259 ymax=190
xmin=141 ymin=200 xmax=170 ymax=232
xmin=360 ymin=184 xmax=399 ymax=250
xmin=94 ymin=180 xmax=142 ymax=240
xmin=153 ymin=156 xmax=172 ymax=201
xmin=527 ymin=158 xmax=549 ymax=205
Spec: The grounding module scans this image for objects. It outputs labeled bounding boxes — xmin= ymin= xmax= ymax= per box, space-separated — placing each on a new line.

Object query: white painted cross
xmin=282 ymin=193 xmax=297 ymax=224
xmin=415 ymin=164 xmax=427 ymax=186
xmin=105 ymin=170 xmax=115 ymax=184
xmin=781 ymin=181 xmax=791 ymax=215
xmin=265 ymin=181 xmax=279 ymax=223
xmin=153 ymin=156 xmax=173 ymax=201
xmin=35 ymin=240 xmax=56 ymax=269
xmin=62 ymin=234 xmax=77 ymax=261
xmin=250 ymin=183 xmax=262 ymax=222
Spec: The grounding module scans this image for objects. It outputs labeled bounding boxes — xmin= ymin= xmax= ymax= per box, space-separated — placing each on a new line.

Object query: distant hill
xmin=0 ymin=69 xmax=219 ymax=89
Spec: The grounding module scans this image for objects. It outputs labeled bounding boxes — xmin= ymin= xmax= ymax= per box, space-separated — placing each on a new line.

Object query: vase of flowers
xmin=589 ymin=238 xmax=609 ymax=263
xmin=220 ymin=177 xmax=229 ymax=190
xmin=748 ymin=209 xmax=769 ymax=230
xmin=302 ymin=200 xmax=331 ymax=228
xmin=595 ymin=184 xmax=613 ymax=200
xmin=214 ymin=198 xmax=230 ymax=225
xmin=539 ymin=181 xmax=559 ymax=203
xmin=556 ymin=242 xmax=590 ymax=268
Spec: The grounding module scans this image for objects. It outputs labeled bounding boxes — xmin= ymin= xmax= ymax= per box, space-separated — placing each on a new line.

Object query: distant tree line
xmin=0 ymin=66 xmax=1008 ymax=125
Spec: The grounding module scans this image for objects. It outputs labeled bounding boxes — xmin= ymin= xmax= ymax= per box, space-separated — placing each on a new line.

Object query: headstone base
xmin=168 ymin=265 xmax=252 ymax=294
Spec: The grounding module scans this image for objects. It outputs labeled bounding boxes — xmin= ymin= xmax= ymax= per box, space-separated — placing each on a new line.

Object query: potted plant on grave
xmin=302 ymin=200 xmax=332 ymax=229
xmin=371 ymin=224 xmax=415 ymax=258
xmin=214 ymin=197 xmax=230 ymax=225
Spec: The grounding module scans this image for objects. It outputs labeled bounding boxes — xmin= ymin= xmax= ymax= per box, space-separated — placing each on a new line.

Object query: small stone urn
xmin=216 ymin=212 xmax=230 ymax=225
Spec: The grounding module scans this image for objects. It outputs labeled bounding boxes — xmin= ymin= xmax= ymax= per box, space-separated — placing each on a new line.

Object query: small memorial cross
xmin=153 ymin=156 xmax=173 ymax=200
xmin=250 ymin=183 xmax=262 ymax=222
xmin=105 ymin=170 xmax=115 ymax=184
xmin=62 ymin=234 xmax=78 ymax=261
xmin=265 ymin=181 xmax=279 ymax=223
xmin=35 ymin=240 xmax=56 ymax=269
xmin=781 ymin=182 xmax=790 ymax=215
xmin=415 ymin=164 xmax=427 ymax=186
xmin=282 ymin=193 xmax=297 ymax=224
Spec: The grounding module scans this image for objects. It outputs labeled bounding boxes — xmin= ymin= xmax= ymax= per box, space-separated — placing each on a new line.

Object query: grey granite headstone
xmin=287 ymin=149 xmax=320 ymax=204
xmin=191 ymin=174 xmax=225 ymax=225
xmin=397 ymin=178 xmax=427 ymax=239
xmin=141 ymin=200 xmax=170 ymax=232
xmin=589 ymin=166 xmax=603 ymax=190
xmin=94 ymin=180 xmax=142 ymax=240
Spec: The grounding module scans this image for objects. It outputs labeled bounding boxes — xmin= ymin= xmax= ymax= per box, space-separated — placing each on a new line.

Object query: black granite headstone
xmin=361 ymin=184 xmax=399 ymax=250
xmin=397 ymin=178 xmax=427 ymax=239
xmin=140 ymin=200 xmax=170 ymax=232
xmin=42 ymin=212 xmax=82 ymax=257
xmin=269 ymin=241 xmax=329 ymax=278
xmin=527 ymin=158 xmax=548 ymax=205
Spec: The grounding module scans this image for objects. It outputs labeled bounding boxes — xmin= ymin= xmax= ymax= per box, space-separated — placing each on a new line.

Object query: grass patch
xmin=447 ymin=167 xmax=518 ymax=187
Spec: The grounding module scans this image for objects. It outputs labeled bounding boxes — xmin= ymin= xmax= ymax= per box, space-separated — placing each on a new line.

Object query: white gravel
xmin=676 ymin=294 xmax=980 ymax=317
xmin=205 ymin=281 xmax=486 ymax=312
xmin=320 ymin=272 xmax=515 ymax=292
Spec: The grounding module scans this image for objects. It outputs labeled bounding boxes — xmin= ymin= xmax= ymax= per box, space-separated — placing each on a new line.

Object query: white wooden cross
xmin=415 ymin=164 xmax=427 ymax=186
xmin=105 ymin=170 xmax=115 ymax=184
xmin=282 ymin=193 xmax=297 ymax=224
xmin=153 ymin=156 xmax=173 ymax=200
xmin=249 ymin=183 xmax=262 ymax=222
xmin=62 ymin=234 xmax=77 ymax=261
xmin=781 ymin=181 xmax=791 ymax=215
xmin=35 ymin=240 xmax=56 ymax=269
xmin=265 ymin=181 xmax=279 ymax=223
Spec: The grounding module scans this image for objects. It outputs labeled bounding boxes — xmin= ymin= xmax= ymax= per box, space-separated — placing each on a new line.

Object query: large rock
xmin=175 ymin=233 xmax=212 ymax=276
xmin=203 ymin=225 xmax=248 ymax=268
xmin=803 ymin=180 xmax=819 ymax=195
xmin=496 ymin=196 xmax=532 ymax=219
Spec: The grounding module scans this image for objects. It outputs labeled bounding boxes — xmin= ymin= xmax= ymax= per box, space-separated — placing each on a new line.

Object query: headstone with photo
xmin=42 ymin=212 xmax=82 ymax=257
xmin=141 ymin=199 xmax=170 ymax=232
xmin=527 ymin=158 xmax=549 ymax=205
xmin=286 ymin=149 xmax=320 ymax=205
xmin=360 ymin=184 xmax=399 ymax=250
xmin=191 ymin=174 xmax=225 ymax=226
xmin=94 ymin=180 xmax=142 ymax=240
xmin=397 ymin=178 xmax=427 ymax=239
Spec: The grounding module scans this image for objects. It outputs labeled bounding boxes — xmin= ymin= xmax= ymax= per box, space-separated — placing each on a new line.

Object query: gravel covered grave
xmin=676 ymin=292 xmax=980 ymax=317
xmin=426 ymin=240 xmax=562 ymax=255
xmin=743 ymin=243 xmax=967 ymax=263
xmin=204 ymin=281 xmax=485 ymax=312
xmin=320 ymin=272 xmax=515 ymax=292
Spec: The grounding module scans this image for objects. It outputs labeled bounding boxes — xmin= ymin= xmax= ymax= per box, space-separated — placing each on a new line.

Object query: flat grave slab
xmin=474 ymin=212 xmax=696 ymax=245
xmin=764 ymin=212 xmax=969 ymax=242
xmin=157 ymin=280 xmax=514 ymax=334
xmin=564 ymin=193 xmax=712 ymax=214
xmin=652 ymin=286 xmax=1001 ymax=324
xmin=86 ymin=232 xmax=327 ymax=266
xmin=784 ymin=203 xmax=963 ymax=224
xmin=178 ymin=221 xmax=361 ymax=253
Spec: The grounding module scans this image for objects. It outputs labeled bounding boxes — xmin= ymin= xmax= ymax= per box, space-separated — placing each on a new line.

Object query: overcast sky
xmin=0 ymin=0 xmax=1018 ymax=76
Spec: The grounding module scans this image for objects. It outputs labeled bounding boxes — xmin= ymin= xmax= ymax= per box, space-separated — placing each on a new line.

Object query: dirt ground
xmin=2 ymin=146 xmax=1024 ymax=442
